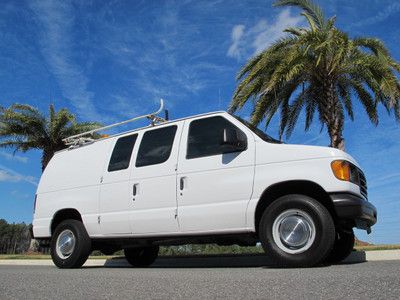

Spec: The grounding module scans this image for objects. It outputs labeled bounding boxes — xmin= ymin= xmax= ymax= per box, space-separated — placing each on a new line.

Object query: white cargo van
xmin=32 ymin=101 xmax=376 ymax=268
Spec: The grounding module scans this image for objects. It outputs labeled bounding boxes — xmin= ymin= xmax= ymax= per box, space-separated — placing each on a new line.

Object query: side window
xmin=135 ymin=126 xmax=177 ymax=167
xmin=187 ymin=116 xmax=247 ymax=159
xmin=108 ymin=134 xmax=138 ymax=172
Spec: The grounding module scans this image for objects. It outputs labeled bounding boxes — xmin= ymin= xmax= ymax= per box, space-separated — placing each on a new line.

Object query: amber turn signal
xmin=331 ymin=160 xmax=351 ymax=181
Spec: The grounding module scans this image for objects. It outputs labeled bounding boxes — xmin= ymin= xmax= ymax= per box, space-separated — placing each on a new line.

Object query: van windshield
xmin=232 ymin=115 xmax=282 ymax=144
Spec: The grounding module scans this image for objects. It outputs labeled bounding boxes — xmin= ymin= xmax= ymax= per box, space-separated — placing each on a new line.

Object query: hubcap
xmin=56 ymin=229 xmax=76 ymax=259
xmin=272 ymin=209 xmax=316 ymax=254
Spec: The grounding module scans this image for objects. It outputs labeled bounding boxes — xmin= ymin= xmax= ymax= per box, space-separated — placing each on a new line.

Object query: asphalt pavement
xmin=0 ymin=260 xmax=399 ymax=299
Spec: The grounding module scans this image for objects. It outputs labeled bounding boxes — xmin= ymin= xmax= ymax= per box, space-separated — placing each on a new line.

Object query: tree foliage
xmin=0 ymin=104 xmax=101 ymax=171
xmin=230 ymin=0 xmax=400 ymax=149
xmin=0 ymin=219 xmax=31 ymax=254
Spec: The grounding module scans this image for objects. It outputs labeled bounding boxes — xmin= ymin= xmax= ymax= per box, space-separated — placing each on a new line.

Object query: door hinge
xmin=174 ymin=209 xmax=178 ymax=219
xmin=97 ymin=216 xmax=101 ymax=224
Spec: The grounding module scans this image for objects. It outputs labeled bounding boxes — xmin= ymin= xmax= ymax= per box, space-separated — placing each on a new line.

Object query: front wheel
xmin=324 ymin=229 xmax=355 ymax=264
xmin=50 ymin=219 xmax=91 ymax=268
xmin=124 ymin=246 xmax=159 ymax=267
xmin=259 ymin=194 xmax=335 ymax=267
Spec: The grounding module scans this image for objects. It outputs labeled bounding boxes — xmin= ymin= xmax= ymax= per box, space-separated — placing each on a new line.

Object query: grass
xmin=0 ymin=254 xmax=51 ymax=260
xmin=0 ymin=244 xmax=399 ymax=260
xmin=0 ymin=254 xmax=112 ymax=260
xmin=355 ymin=244 xmax=400 ymax=251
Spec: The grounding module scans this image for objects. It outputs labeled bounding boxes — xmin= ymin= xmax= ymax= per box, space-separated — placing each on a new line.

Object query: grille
xmin=358 ymin=169 xmax=368 ymax=198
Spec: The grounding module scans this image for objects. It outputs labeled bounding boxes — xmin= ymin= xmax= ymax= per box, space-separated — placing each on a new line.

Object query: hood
xmin=256 ymin=140 xmax=359 ymax=167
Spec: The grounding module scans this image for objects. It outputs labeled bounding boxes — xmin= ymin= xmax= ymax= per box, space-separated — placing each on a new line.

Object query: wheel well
xmin=51 ymin=208 xmax=82 ymax=234
xmin=254 ymin=180 xmax=337 ymax=235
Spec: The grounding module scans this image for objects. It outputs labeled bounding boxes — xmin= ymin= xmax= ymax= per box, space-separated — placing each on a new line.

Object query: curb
xmin=364 ymin=249 xmax=400 ymax=261
xmin=0 ymin=250 xmax=399 ymax=267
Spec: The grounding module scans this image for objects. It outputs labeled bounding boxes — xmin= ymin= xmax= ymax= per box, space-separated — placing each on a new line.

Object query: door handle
xmin=133 ymin=184 xmax=137 ymax=196
xmin=180 ymin=177 xmax=186 ymax=191
xmin=133 ymin=183 xmax=139 ymax=201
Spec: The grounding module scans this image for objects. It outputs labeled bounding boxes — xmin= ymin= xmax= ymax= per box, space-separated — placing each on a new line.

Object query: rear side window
xmin=187 ymin=116 xmax=246 ymax=159
xmin=136 ymin=126 xmax=177 ymax=167
xmin=108 ymin=134 xmax=138 ymax=172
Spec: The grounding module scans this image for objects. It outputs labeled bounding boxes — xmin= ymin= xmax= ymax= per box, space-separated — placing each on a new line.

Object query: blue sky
xmin=0 ymin=0 xmax=399 ymax=244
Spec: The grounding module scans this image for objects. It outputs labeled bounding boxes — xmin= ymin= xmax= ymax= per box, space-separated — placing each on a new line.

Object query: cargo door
xmin=129 ymin=123 xmax=182 ymax=234
xmin=99 ymin=133 xmax=138 ymax=235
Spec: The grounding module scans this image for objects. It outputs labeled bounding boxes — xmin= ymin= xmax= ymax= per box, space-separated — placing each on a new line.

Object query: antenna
xmin=63 ymin=99 xmax=166 ymax=146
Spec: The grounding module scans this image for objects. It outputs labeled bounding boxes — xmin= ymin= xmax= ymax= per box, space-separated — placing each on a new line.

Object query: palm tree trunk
xmin=322 ymin=78 xmax=345 ymax=150
xmin=328 ymin=119 xmax=345 ymax=150
xmin=41 ymin=148 xmax=54 ymax=172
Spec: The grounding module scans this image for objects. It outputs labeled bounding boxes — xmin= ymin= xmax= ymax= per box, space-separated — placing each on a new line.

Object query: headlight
xmin=331 ymin=160 xmax=360 ymax=185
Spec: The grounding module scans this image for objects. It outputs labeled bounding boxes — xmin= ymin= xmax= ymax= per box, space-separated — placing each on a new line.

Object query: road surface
xmin=0 ymin=259 xmax=399 ymax=299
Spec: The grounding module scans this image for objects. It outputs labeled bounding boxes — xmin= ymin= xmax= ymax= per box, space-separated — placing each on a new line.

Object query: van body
xmin=32 ymin=111 xmax=376 ymax=268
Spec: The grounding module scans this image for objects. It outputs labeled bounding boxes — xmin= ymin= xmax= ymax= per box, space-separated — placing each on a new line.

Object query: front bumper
xmin=330 ymin=193 xmax=377 ymax=232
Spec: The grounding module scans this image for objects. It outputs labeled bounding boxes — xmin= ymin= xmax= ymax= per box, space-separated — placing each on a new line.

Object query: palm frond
xmin=284 ymin=27 xmax=306 ymax=36
xmin=274 ymin=0 xmax=325 ymax=29
xmin=286 ymin=89 xmax=307 ymax=137
xmin=0 ymin=103 xmax=102 ymax=170
xmin=305 ymin=98 xmax=317 ymax=130
xmin=350 ymin=79 xmax=378 ymax=125
xmin=230 ymin=0 xmax=400 ymax=147
xmin=337 ymin=77 xmax=354 ymax=120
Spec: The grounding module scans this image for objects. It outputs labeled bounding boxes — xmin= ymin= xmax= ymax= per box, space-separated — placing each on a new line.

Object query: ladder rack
xmin=63 ymin=99 xmax=166 ymax=146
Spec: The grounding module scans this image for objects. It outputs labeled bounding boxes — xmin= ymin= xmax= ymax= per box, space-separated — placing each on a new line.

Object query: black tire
xmin=259 ymin=194 xmax=335 ymax=267
xmin=50 ymin=219 xmax=91 ymax=269
xmin=324 ymin=229 xmax=355 ymax=264
xmin=124 ymin=246 xmax=159 ymax=267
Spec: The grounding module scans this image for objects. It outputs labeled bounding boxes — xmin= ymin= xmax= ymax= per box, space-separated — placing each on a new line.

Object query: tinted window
xmin=108 ymin=134 xmax=138 ymax=172
xmin=232 ymin=115 xmax=281 ymax=144
xmin=187 ymin=116 xmax=247 ymax=159
xmin=136 ymin=126 xmax=177 ymax=167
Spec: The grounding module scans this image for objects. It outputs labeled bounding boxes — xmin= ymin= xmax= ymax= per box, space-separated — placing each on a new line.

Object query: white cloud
xmin=227 ymin=24 xmax=246 ymax=59
xmin=352 ymin=2 xmax=400 ymax=27
xmin=0 ymin=170 xmax=19 ymax=182
xmin=29 ymin=0 xmax=101 ymax=121
xmin=0 ymin=151 xmax=28 ymax=163
xmin=95 ymin=2 xmax=233 ymax=111
xmin=10 ymin=190 xmax=30 ymax=199
xmin=368 ymin=172 xmax=400 ymax=189
xmin=0 ymin=166 xmax=37 ymax=186
xmin=227 ymin=8 xmax=304 ymax=60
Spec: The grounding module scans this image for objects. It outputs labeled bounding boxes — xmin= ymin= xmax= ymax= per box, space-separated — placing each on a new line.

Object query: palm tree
xmin=0 ymin=104 xmax=101 ymax=171
xmin=229 ymin=0 xmax=400 ymax=150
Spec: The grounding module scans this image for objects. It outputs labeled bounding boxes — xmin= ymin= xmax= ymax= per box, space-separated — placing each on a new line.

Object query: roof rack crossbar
xmin=63 ymin=99 xmax=165 ymax=146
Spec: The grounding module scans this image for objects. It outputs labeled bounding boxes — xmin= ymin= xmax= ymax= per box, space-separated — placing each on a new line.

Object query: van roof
xmin=59 ymin=110 xmax=227 ymax=153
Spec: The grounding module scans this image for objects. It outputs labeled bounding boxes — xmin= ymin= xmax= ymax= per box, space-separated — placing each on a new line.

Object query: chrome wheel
xmin=272 ymin=209 xmax=316 ymax=254
xmin=56 ymin=229 xmax=76 ymax=259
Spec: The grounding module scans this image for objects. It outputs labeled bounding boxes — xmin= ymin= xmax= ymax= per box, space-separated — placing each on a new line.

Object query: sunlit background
xmin=0 ymin=0 xmax=399 ymax=244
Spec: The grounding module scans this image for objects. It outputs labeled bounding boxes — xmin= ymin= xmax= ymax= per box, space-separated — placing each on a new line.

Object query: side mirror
xmin=221 ymin=128 xmax=247 ymax=152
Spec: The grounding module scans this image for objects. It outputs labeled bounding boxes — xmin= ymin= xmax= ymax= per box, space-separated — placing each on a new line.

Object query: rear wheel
xmin=124 ymin=246 xmax=159 ymax=267
xmin=259 ymin=194 xmax=335 ymax=267
xmin=325 ymin=229 xmax=355 ymax=264
xmin=51 ymin=219 xmax=91 ymax=268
